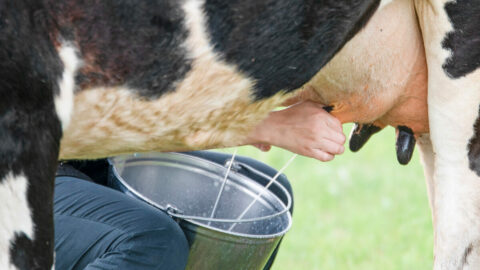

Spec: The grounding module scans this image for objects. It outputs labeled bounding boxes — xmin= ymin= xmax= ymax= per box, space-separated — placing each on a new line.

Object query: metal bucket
xmin=108 ymin=152 xmax=292 ymax=270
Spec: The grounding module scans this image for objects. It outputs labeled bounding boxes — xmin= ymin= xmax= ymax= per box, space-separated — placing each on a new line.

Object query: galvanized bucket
xmin=108 ymin=152 xmax=292 ymax=270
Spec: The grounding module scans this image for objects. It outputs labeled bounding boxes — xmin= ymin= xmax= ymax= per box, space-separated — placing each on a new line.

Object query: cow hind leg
xmin=415 ymin=0 xmax=480 ymax=268
xmin=428 ymin=65 xmax=480 ymax=270
xmin=416 ymin=134 xmax=435 ymax=218
xmin=0 ymin=108 xmax=62 ymax=269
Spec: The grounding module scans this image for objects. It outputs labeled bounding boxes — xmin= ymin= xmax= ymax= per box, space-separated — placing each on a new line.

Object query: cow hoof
xmin=396 ymin=126 xmax=415 ymax=165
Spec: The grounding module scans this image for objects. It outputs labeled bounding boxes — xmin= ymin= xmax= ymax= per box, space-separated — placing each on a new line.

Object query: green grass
xmin=220 ymin=124 xmax=433 ymax=270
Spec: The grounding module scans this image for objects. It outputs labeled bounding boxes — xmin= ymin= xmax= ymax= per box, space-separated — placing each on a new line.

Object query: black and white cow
xmin=0 ymin=0 xmax=379 ymax=269
xmin=295 ymin=0 xmax=480 ymax=268
xmin=297 ymin=0 xmax=480 ymax=268
xmin=415 ymin=1 xmax=480 ymax=269
xmin=0 ymin=0 xmax=478 ymax=269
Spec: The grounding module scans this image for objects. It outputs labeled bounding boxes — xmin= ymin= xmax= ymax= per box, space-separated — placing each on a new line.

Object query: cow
xmin=287 ymin=0 xmax=429 ymax=164
xmin=0 ymin=0 xmax=478 ymax=270
xmin=416 ymin=0 xmax=480 ymax=269
xmin=289 ymin=0 xmax=480 ymax=269
xmin=0 ymin=0 xmax=380 ymax=269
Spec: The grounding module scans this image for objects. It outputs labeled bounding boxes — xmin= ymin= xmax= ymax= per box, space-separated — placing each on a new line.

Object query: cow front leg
xmin=0 ymin=109 xmax=62 ymax=269
xmin=415 ymin=0 xmax=480 ymax=268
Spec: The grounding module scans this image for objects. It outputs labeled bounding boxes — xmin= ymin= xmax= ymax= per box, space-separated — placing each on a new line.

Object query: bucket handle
xmin=165 ymin=161 xmax=292 ymax=224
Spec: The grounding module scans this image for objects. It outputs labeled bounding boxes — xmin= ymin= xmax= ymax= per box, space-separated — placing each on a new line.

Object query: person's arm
xmin=243 ymin=101 xmax=345 ymax=162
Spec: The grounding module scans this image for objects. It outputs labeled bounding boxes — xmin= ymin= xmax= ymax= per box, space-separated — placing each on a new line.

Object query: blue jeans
xmin=54 ymin=151 xmax=293 ymax=270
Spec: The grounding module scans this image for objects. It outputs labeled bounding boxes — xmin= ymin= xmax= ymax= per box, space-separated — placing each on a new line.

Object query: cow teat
xmin=348 ymin=123 xmax=382 ymax=152
xmin=395 ymin=126 xmax=416 ymax=165
xmin=347 ymin=122 xmax=417 ymax=165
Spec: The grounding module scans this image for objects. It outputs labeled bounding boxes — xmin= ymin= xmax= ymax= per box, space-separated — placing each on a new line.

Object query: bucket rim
xmin=179 ymin=217 xmax=291 ymax=240
xmin=108 ymin=152 xmax=293 ymax=239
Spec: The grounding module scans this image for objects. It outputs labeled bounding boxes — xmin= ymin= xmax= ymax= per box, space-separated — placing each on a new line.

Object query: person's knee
xmin=123 ymin=215 xmax=189 ymax=270
xmin=159 ymin=219 xmax=190 ymax=267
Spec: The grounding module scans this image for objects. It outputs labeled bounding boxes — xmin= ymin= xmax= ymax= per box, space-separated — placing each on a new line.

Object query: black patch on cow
xmin=10 ymin=233 xmax=36 ymax=270
xmin=0 ymin=0 xmax=63 ymax=175
xmin=442 ymin=0 xmax=480 ymax=78
xmin=48 ymin=0 xmax=192 ymax=99
xmin=468 ymin=106 xmax=480 ymax=176
xmin=204 ymin=0 xmax=380 ymax=99
xmin=0 ymin=1 xmax=62 ymax=269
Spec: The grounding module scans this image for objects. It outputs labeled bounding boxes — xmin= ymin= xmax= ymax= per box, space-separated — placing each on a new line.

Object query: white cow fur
xmin=417 ymin=134 xmax=435 ymax=213
xmin=415 ymin=0 xmax=480 ymax=268
xmin=0 ymin=173 xmax=33 ymax=270
xmin=55 ymin=44 xmax=81 ymax=130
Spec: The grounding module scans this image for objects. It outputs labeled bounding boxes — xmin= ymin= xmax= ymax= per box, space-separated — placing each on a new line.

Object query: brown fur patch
xmin=60 ymin=56 xmax=291 ymax=159
xmin=59 ymin=0 xmax=295 ymax=159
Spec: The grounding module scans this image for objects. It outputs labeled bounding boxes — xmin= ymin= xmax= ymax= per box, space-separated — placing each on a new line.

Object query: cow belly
xmin=291 ymin=0 xmax=428 ymax=136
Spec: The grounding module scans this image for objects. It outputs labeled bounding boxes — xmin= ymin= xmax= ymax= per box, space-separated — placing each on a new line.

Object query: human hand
xmin=245 ymin=101 xmax=346 ymax=161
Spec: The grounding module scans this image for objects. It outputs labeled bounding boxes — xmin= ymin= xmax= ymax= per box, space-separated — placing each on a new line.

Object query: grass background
xmin=220 ymin=124 xmax=433 ymax=270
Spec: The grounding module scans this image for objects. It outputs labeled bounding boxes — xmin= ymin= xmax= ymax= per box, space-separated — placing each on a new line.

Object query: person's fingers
xmin=314 ymin=138 xmax=345 ymax=155
xmin=332 ymin=130 xmax=346 ymax=145
xmin=325 ymin=114 xmax=343 ymax=133
xmin=308 ymin=149 xmax=335 ymax=162
xmin=317 ymin=127 xmax=346 ymax=145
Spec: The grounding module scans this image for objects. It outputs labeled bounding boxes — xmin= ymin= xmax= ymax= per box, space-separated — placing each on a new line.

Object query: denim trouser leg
xmin=54 ymin=151 xmax=294 ymax=270
xmin=54 ymin=177 xmax=189 ymax=270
